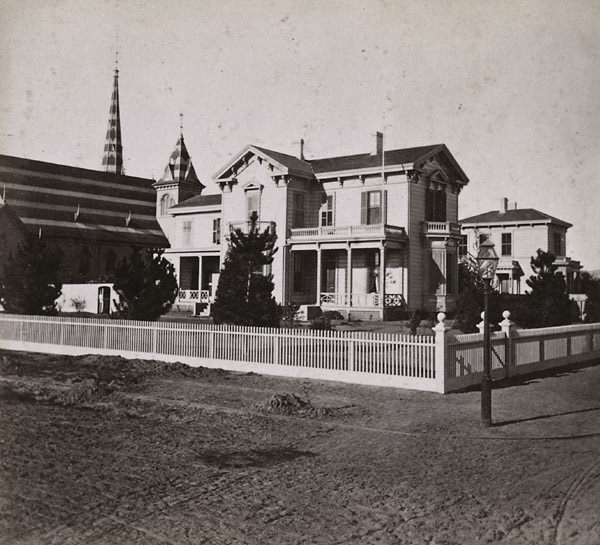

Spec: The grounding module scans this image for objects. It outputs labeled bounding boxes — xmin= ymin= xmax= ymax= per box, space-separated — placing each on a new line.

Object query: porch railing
xmin=320 ymin=292 xmax=404 ymax=308
xmin=178 ymin=289 xmax=210 ymax=303
xmin=289 ymin=224 xmax=407 ymax=242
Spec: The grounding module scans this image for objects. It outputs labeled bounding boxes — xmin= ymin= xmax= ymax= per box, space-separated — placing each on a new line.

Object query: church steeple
xmin=101 ymin=54 xmax=123 ymax=175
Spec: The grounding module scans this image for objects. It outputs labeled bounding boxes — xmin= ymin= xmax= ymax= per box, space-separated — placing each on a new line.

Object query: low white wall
xmin=56 ymin=284 xmax=119 ymax=314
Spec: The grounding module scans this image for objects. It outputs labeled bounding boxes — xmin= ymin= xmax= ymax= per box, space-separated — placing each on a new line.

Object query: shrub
xmin=70 ymin=296 xmax=87 ymax=312
xmin=112 ymin=248 xmax=178 ymax=321
xmin=0 ymin=232 xmax=62 ymax=315
xmin=310 ymin=314 xmax=332 ymax=330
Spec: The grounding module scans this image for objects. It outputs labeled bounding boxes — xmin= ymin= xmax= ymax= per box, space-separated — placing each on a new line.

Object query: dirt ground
xmin=0 ymin=349 xmax=598 ymax=545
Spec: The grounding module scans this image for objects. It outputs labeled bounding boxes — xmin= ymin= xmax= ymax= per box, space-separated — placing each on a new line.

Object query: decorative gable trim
xmin=213 ymin=145 xmax=290 ymax=182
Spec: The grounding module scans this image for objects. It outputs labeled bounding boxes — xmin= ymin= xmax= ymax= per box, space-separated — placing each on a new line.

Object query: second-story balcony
xmin=288 ymin=223 xmax=407 ymax=244
xmin=423 ymin=221 xmax=461 ymax=238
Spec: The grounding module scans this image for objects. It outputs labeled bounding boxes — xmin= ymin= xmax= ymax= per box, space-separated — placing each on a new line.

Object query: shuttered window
xmin=361 ymin=190 xmax=386 ymax=225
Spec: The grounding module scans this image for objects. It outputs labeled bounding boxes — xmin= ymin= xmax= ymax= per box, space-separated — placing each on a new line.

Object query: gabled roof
xmin=213 ymin=142 xmax=468 ymax=184
xmin=0 ymin=154 xmax=168 ymax=247
xmin=310 ymin=144 xmax=438 ymax=173
xmin=213 ymin=144 xmax=315 ymax=180
xmin=171 ymin=193 xmax=222 ymax=210
xmin=460 ymin=208 xmax=572 ymax=228
xmin=252 ymin=146 xmax=315 ymax=177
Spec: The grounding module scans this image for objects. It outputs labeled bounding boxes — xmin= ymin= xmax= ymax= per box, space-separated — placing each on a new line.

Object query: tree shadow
xmin=451 ymin=360 xmax=600 ymax=394
xmin=493 ymin=406 xmax=600 ymax=427
xmin=492 ymin=360 xmax=600 ymax=390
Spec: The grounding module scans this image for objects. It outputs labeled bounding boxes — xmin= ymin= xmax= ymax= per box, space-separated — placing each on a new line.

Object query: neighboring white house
xmin=156 ymin=133 xmax=470 ymax=319
xmin=459 ymin=198 xmax=582 ymax=294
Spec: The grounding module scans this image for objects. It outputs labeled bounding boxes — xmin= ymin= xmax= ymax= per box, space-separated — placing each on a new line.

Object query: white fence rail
xmin=0 ymin=314 xmax=439 ymax=391
xmin=1 ymin=313 xmax=599 ymax=393
xmin=445 ymin=318 xmax=600 ymax=391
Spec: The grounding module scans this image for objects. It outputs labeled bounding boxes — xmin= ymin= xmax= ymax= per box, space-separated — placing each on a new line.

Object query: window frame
xmin=246 ymin=189 xmax=261 ymax=221
xmin=182 ymin=220 xmax=193 ymax=247
xmin=501 ymin=232 xmax=512 ymax=256
xmin=320 ymin=194 xmax=334 ymax=227
xmin=212 ymin=218 xmax=221 ymax=245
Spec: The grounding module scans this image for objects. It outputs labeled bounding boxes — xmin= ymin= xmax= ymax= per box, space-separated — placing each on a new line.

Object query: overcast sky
xmin=1 ymin=0 xmax=599 ymax=269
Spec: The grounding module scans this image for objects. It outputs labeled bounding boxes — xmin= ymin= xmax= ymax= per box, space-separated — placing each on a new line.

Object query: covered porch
xmin=289 ymin=243 xmax=407 ymax=320
xmin=177 ymin=254 xmax=221 ymax=309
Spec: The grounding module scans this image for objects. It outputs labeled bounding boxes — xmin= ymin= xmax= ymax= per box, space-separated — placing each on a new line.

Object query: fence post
xmin=209 ymin=328 xmax=215 ymax=359
xmin=498 ymin=310 xmax=515 ymax=378
xmin=273 ymin=332 xmax=280 ymax=365
xmin=433 ymin=312 xmax=449 ymax=393
xmin=348 ymin=337 xmax=355 ymax=372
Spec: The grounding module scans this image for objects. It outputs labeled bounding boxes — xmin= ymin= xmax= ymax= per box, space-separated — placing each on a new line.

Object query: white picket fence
xmin=0 ymin=314 xmax=439 ymax=391
xmin=1 ymin=313 xmax=599 ymax=393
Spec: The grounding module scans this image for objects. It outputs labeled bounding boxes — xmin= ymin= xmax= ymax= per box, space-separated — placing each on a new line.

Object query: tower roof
xmin=101 ymin=66 xmax=123 ymax=174
xmin=157 ymin=131 xmax=205 ymax=190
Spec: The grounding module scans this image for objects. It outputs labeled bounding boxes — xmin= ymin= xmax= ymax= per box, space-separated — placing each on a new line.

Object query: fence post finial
xmin=477 ymin=311 xmax=486 ymax=334
xmin=499 ymin=310 xmax=515 ymax=378
xmin=433 ymin=312 xmax=448 ymax=393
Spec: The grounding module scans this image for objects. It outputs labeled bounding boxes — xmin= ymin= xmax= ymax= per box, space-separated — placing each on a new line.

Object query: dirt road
xmin=0 ymin=349 xmax=598 ymax=544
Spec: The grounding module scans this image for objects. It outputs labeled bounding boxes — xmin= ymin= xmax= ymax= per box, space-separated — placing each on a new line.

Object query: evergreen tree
xmin=0 ymin=232 xmax=62 ymax=315
xmin=112 ymin=248 xmax=178 ymax=321
xmin=524 ymin=249 xmax=573 ymax=327
xmin=579 ymin=271 xmax=600 ymax=323
xmin=212 ymin=213 xmax=280 ymax=326
xmin=455 ymin=257 xmax=501 ymax=332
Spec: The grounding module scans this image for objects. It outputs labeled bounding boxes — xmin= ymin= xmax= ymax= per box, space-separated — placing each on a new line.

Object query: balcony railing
xmin=289 ymin=224 xmax=407 ymax=242
xmin=178 ymin=289 xmax=211 ymax=303
xmin=423 ymin=221 xmax=461 ymax=237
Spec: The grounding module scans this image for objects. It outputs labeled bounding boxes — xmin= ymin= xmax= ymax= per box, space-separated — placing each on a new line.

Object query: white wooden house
xmin=459 ymin=198 xmax=582 ymax=294
xmin=157 ymin=133 xmax=469 ymax=319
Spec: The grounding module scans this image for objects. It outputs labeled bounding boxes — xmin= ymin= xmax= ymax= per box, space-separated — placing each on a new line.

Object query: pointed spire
xmin=102 ymin=53 xmax=123 ymax=174
xmin=158 ymin=116 xmax=205 ymax=190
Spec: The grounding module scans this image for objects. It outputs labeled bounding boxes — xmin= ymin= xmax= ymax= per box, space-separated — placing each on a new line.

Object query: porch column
xmin=379 ymin=243 xmax=386 ymax=308
xmin=347 ymin=244 xmax=353 ymax=307
xmin=198 ymin=255 xmax=203 ymax=292
xmin=316 ymin=245 xmax=322 ymax=305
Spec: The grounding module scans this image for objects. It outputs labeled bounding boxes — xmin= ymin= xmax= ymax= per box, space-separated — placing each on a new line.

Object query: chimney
xmin=371 ymin=131 xmax=383 ymax=155
xmin=300 ymin=138 xmax=305 ymax=160
xmin=513 ymin=201 xmax=518 ymax=210
xmin=500 ymin=197 xmax=508 ymax=213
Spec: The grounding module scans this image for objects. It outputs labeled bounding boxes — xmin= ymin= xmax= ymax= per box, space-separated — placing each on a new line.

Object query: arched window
xmin=160 ymin=194 xmax=174 ymax=216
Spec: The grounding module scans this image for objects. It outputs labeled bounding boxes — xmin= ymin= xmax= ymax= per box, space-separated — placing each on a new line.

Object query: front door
xmin=97 ymin=286 xmax=111 ymax=314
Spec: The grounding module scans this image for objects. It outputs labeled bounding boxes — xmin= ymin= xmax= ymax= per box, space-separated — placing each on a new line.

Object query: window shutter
xmin=361 ymin=192 xmax=368 ymax=225
xmin=382 ymin=189 xmax=388 ymax=225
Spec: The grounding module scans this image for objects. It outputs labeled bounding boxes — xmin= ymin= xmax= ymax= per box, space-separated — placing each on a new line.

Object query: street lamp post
xmin=476 ymin=239 xmax=499 ymax=427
